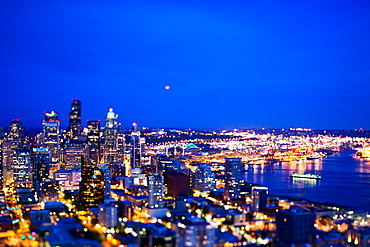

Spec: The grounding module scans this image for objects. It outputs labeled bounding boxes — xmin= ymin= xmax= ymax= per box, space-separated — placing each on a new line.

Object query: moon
xmin=165 ymin=85 xmax=170 ymax=90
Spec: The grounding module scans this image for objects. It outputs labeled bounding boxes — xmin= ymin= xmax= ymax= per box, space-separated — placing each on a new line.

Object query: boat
xmin=356 ymin=148 xmax=370 ymax=158
xmin=290 ymin=172 xmax=321 ymax=180
xmin=306 ymin=152 xmax=322 ymax=160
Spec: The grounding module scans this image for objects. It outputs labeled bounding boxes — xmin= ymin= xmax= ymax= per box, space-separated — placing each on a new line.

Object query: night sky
xmin=1 ymin=0 xmax=370 ymax=130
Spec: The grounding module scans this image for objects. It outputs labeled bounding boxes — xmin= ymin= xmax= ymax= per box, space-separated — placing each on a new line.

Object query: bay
xmin=244 ymin=149 xmax=370 ymax=212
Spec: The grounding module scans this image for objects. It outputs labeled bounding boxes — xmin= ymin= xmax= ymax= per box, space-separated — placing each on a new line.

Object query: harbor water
xmin=244 ymin=149 xmax=370 ymax=212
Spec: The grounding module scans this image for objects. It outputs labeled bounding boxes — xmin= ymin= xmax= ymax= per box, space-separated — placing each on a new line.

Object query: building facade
xmin=67 ymin=99 xmax=82 ymax=140
xmin=13 ymin=149 xmax=32 ymax=188
xmin=251 ymin=186 xmax=269 ymax=212
xmin=193 ymin=164 xmax=216 ymax=193
xmin=87 ymin=120 xmax=101 ymax=164
xmin=103 ymin=108 xmax=119 ymax=165
xmin=42 ymin=111 xmax=60 ymax=162
xmin=173 ymin=217 xmax=215 ymax=247
xmin=130 ymin=123 xmax=145 ymax=168
xmin=224 ymin=158 xmax=242 ymax=200
xmin=7 ymin=119 xmax=25 ymax=150
xmin=147 ymin=173 xmax=164 ymax=209
xmin=276 ymin=206 xmax=315 ymax=246
xmin=80 ymin=157 xmax=104 ymax=208
xmin=32 ymin=147 xmax=51 ymax=189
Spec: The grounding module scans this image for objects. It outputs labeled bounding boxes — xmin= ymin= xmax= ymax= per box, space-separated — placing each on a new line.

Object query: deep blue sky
xmin=1 ymin=0 xmax=370 ymax=129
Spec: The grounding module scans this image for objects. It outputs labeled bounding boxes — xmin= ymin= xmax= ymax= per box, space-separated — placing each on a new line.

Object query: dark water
xmin=244 ymin=149 xmax=370 ymax=212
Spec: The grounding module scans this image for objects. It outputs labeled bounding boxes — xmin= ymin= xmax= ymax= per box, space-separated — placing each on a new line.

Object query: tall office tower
xmin=64 ymin=143 xmax=88 ymax=169
xmin=158 ymin=157 xmax=181 ymax=175
xmin=101 ymin=166 xmax=112 ymax=199
xmin=13 ymin=149 xmax=32 ymax=188
xmin=224 ymin=158 xmax=242 ymax=200
xmin=32 ymin=148 xmax=51 ymax=189
xmin=103 ymin=108 xmax=119 ymax=165
xmin=167 ymin=173 xmax=189 ymax=198
xmin=80 ymin=157 xmax=105 ymax=208
xmin=251 ymin=186 xmax=268 ymax=212
xmin=39 ymin=180 xmax=59 ymax=202
xmin=0 ymin=140 xmax=3 ymax=191
xmin=173 ymin=217 xmax=215 ymax=247
xmin=98 ymin=204 xmax=118 ymax=228
xmin=42 ymin=111 xmax=60 ymax=162
xmin=1 ymin=141 xmax=13 ymax=184
xmin=87 ymin=120 xmax=101 ymax=163
xmin=276 ymin=206 xmax=315 ymax=246
xmin=193 ymin=164 xmax=216 ymax=193
xmin=67 ymin=99 xmax=82 ymax=140
xmin=0 ymin=127 xmax=4 ymax=139
xmin=8 ymin=119 xmax=25 ymax=150
xmin=147 ymin=173 xmax=164 ymax=209
xmin=130 ymin=123 xmax=145 ymax=168
xmin=117 ymin=132 xmax=126 ymax=164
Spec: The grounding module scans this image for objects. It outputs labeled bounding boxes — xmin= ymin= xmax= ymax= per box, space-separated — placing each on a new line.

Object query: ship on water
xmin=355 ymin=148 xmax=370 ymax=158
xmin=306 ymin=152 xmax=322 ymax=160
xmin=290 ymin=172 xmax=322 ymax=180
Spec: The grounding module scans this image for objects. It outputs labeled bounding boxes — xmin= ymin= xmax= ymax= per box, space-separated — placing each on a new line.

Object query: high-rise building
xmin=4 ymin=120 xmax=25 ymax=178
xmin=32 ymin=148 xmax=51 ymax=189
xmin=13 ymin=149 xmax=32 ymax=188
xmin=64 ymin=143 xmax=87 ymax=169
xmin=67 ymin=99 xmax=82 ymax=140
xmin=0 ymin=140 xmax=3 ymax=191
xmin=39 ymin=180 xmax=59 ymax=202
xmin=117 ymin=132 xmax=126 ymax=164
xmin=87 ymin=120 xmax=101 ymax=163
xmin=116 ymin=200 xmax=134 ymax=221
xmin=158 ymin=157 xmax=181 ymax=175
xmin=42 ymin=111 xmax=60 ymax=162
xmin=98 ymin=204 xmax=117 ymax=228
xmin=7 ymin=119 xmax=25 ymax=150
xmin=224 ymin=158 xmax=242 ymax=200
xmin=276 ymin=206 xmax=315 ymax=246
xmin=147 ymin=173 xmax=164 ymax=209
xmin=167 ymin=173 xmax=189 ymax=198
xmin=1 ymin=141 xmax=13 ymax=184
xmin=0 ymin=127 xmax=4 ymax=139
xmin=53 ymin=168 xmax=81 ymax=190
xmin=101 ymin=166 xmax=112 ymax=199
xmin=173 ymin=217 xmax=215 ymax=247
xmin=103 ymin=108 xmax=119 ymax=165
xmin=80 ymin=157 xmax=104 ymax=208
xmin=251 ymin=186 xmax=268 ymax=212
xmin=130 ymin=123 xmax=145 ymax=168
xmin=193 ymin=164 xmax=216 ymax=193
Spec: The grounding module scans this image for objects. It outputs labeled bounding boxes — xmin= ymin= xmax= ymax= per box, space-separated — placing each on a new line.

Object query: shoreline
xmin=270 ymin=194 xmax=366 ymax=213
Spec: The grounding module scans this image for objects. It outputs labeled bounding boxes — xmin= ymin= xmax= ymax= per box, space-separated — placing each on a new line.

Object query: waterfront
xmin=245 ymin=149 xmax=370 ymax=212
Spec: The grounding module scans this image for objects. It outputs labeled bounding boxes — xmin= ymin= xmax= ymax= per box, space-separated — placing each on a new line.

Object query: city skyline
xmin=1 ymin=1 xmax=370 ymax=129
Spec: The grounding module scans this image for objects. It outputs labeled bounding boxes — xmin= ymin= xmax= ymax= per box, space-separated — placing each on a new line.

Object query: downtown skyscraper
xmin=147 ymin=173 xmax=164 ymax=209
xmin=130 ymin=123 xmax=145 ymax=168
xmin=224 ymin=157 xmax=242 ymax=200
xmin=80 ymin=157 xmax=104 ymax=208
xmin=13 ymin=149 xmax=32 ymax=188
xmin=32 ymin=147 xmax=51 ymax=189
xmin=42 ymin=111 xmax=60 ymax=162
xmin=103 ymin=108 xmax=119 ymax=165
xmin=67 ymin=99 xmax=81 ymax=140
xmin=8 ymin=119 xmax=25 ymax=150
xmin=87 ymin=120 xmax=101 ymax=163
